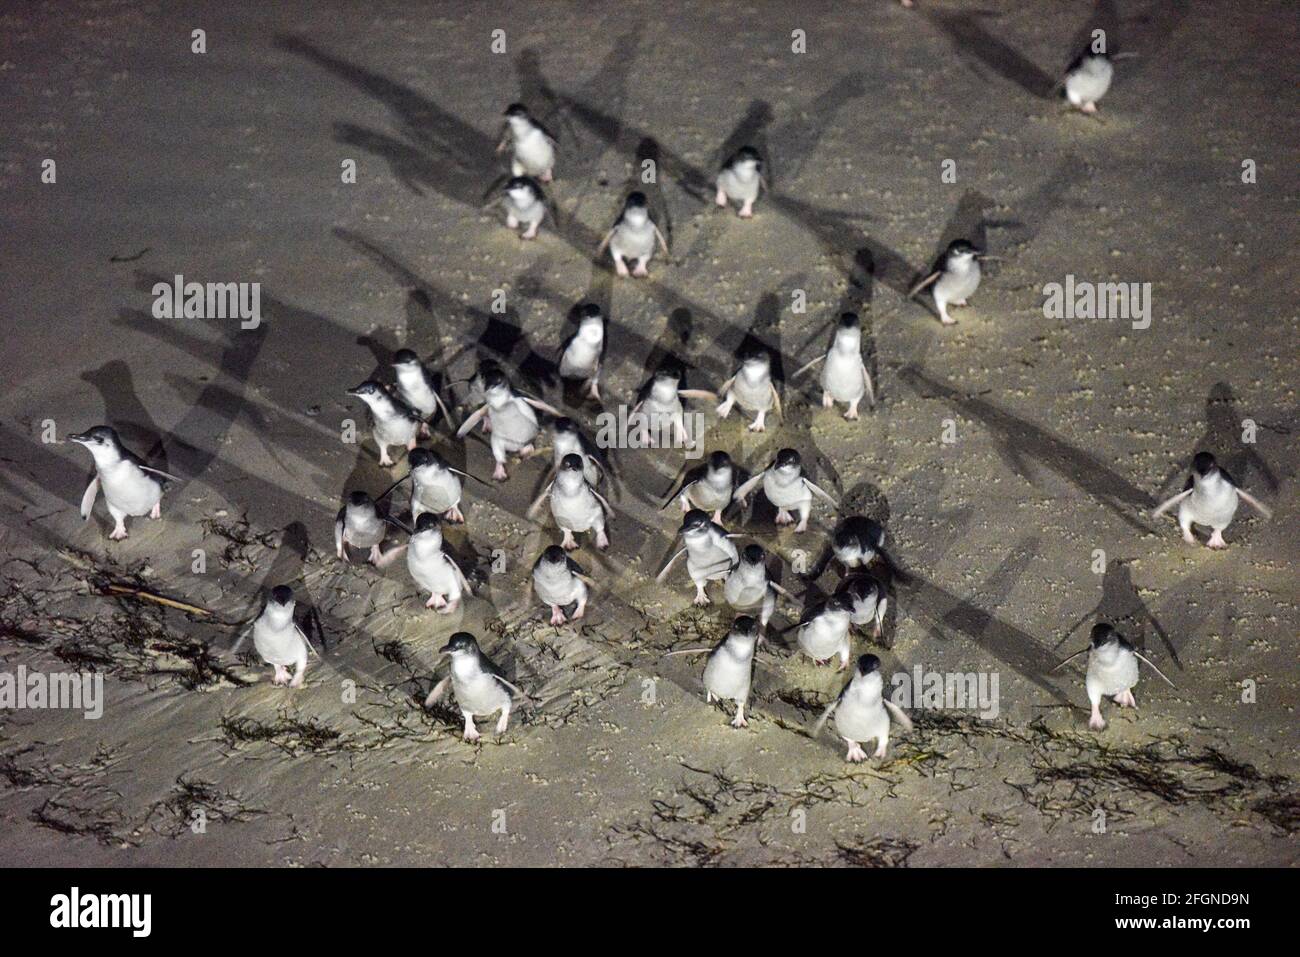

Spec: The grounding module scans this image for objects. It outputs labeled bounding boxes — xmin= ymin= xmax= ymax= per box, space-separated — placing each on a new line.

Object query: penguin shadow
xmin=899 ymin=364 xmax=1155 ymax=533
xmin=356 ymin=332 xmax=399 ymax=384
xmin=1108 ymin=0 xmax=1191 ymax=78
xmin=79 ymin=360 xmax=172 ymax=475
xmin=404 ymin=289 xmax=446 ymax=365
xmin=1156 ymin=382 xmax=1281 ymax=499
xmin=899 ymin=536 xmax=1074 ymax=706
xmin=1056 ymin=559 xmax=1181 ymax=670
xmin=768 ymin=72 xmax=868 ymax=185
xmin=925 ymin=7 xmax=1059 ymax=100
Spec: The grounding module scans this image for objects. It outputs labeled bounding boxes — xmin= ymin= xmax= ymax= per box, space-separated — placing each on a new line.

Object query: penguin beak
xmin=345 ymin=385 xmax=366 ymax=397
xmin=68 ymin=432 xmax=90 ymax=445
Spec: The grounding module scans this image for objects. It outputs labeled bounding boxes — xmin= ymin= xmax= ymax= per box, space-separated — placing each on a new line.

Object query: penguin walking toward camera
xmin=813 ymin=654 xmax=913 ymax=762
xmin=723 ymin=544 xmax=794 ymax=632
xmin=558 ymin=304 xmax=606 ymax=401
xmin=497 ymin=176 xmax=551 ymax=240
xmin=346 ymin=380 xmax=422 ymax=467
xmin=1060 ymin=47 xmax=1114 ymax=114
xmin=831 ymin=516 xmax=892 ymax=571
xmin=392 ymin=350 xmax=455 ymax=434
xmin=836 ymin=576 xmax=888 ymax=639
xmin=792 ymin=312 xmax=876 ymax=419
xmin=497 ymin=103 xmax=557 ymax=181
xmin=1152 ymin=451 xmax=1272 ymax=549
xmin=335 ymin=491 xmax=392 ymax=564
xmin=715 ymin=147 xmax=766 ymax=218
xmin=456 ymin=369 xmax=563 ymax=480
xmin=716 ymin=346 xmax=782 ymax=432
xmin=69 ymin=426 xmax=178 ymax=540
xmin=238 ymin=585 xmax=319 ymax=688
xmin=660 ymin=450 xmax=745 ymax=524
xmin=790 ymin=593 xmax=854 ymax=669
xmin=1053 ymin=623 xmax=1175 ymax=731
xmin=379 ymin=447 xmax=487 ymax=525
xmin=631 ymin=368 xmax=715 ymax=449
xmin=529 ymin=453 xmax=612 ymax=550
xmin=908 ymin=240 xmax=991 ymax=326
xmin=425 ymin=633 xmax=528 ymax=741
xmin=395 ymin=513 xmax=473 ymax=613
xmin=528 ymin=544 xmax=595 ymax=625
xmin=735 ymin=448 xmax=839 ymax=533
xmin=665 ymin=616 xmax=762 ymax=728
xmin=598 ymin=192 xmax=669 ymax=277
xmin=658 ymin=509 xmax=740 ymax=605
xmin=547 ymin=417 xmax=609 ymax=489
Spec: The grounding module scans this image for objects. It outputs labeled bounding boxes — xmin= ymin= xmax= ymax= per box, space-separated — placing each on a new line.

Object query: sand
xmin=0 ymin=0 xmax=1296 ymax=866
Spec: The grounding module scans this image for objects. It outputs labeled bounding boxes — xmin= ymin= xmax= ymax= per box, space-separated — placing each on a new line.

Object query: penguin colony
xmin=70 ymin=44 xmax=1274 ymax=763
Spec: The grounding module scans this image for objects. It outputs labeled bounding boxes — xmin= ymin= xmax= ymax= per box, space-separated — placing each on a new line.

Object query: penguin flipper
xmin=455 ymin=404 xmax=490 ymax=439
xmin=230 ymin=622 xmax=252 ymax=656
xmin=717 ymin=375 xmax=736 ymax=398
xmin=372 ymin=543 xmax=408 ymax=569
xmin=295 ymin=623 xmax=321 ymax=659
xmin=678 ymin=388 xmax=718 ymax=402
xmin=448 ymin=466 xmax=493 ymax=488
xmin=1132 ymin=650 xmax=1177 ymax=688
xmin=432 ymin=390 xmax=457 ymax=431
xmin=492 ymin=673 xmax=530 ymax=700
xmin=804 ymin=479 xmax=840 ymax=509
xmin=1235 ymin=488 xmax=1272 ymax=519
xmin=861 ymin=360 xmax=876 ymax=407
xmin=1151 ymin=487 xmax=1193 ymax=518
xmin=590 ymin=487 xmax=614 ymax=517
xmin=770 ymin=383 xmax=783 ymax=421
xmin=526 ymin=482 xmax=553 ymax=519
xmin=1049 ymin=647 xmax=1089 ymax=673
xmin=138 ymin=465 xmax=181 ymax=482
xmin=883 ymin=698 xmax=914 ymax=733
xmin=333 ymin=518 xmax=345 ymax=556
xmin=810 ymin=699 xmax=839 ymax=737
xmin=424 ymin=675 xmax=452 ymax=708
xmin=80 ymin=476 xmax=100 ymax=520
xmin=449 ymin=556 xmax=473 ymax=595
xmin=907 ymin=271 xmax=941 ymax=299
xmin=596 ymin=227 xmax=615 ymax=256
xmin=521 ymin=396 xmax=564 ymax=418
xmin=792 ymin=354 xmax=826 ymax=379
xmin=733 ymin=471 xmax=766 ymax=504
xmin=655 ymin=546 xmax=688 ymax=583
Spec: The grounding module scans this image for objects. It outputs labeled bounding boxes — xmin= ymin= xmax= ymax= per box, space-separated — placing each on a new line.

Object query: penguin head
xmin=1192 ymin=451 xmax=1218 ymax=477
xmin=413 ymin=512 xmax=442 ymax=537
xmin=856 ymin=653 xmax=881 ymax=676
xmin=554 ymin=417 xmax=579 ymax=436
xmin=707 ymin=450 xmax=733 ymax=473
xmin=68 ymin=426 xmax=125 ymax=463
xmin=1089 ymin=623 xmax=1119 ymax=649
xmin=407 ymin=446 xmax=444 ymax=472
xmin=728 ymin=146 xmax=762 ymax=173
xmin=729 ymin=615 xmax=760 ymax=645
xmin=681 ymin=508 xmax=713 ymax=535
xmin=945 ymin=240 xmax=979 ymax=266
xmin=576 ymin=310 xmax=604 ymax=341
xmin=739 ymin=344 xmax=770 ymax=373
xmin=834 ymin=312 xmax=863 ymax=349
xmin=441 ymin=632 xmax=479 ymax=656
xmin=269 ymin=584 xmax=294 ymax=607
xmin=346 ymin=380 xmax=384 ymax=400
xmin=504 ymin=102 xmax=530 ymax=119
xmin=741 ymin=543 xmax=766 ymax=566
xmin=392 ymin=349 xmax=421 ymax=369
xmin=622 ymin=191 xmax=649 ymax=223
xmin=826 ymin=592 xmax=854 ymax=615
xmin=559 ymin=453 xmax=585 ymax=474
xmin=540 ymin=544 xmax=568 ymax=566
xmin=481 ymin=368 xmax=511 ymax=403
xmin=347 ymin=490 xmax=374 ymax=510
xmin=504 ymin=176 xmax=540 ymax=202
xmin=775 ymin=448 xmax=802 ymax=472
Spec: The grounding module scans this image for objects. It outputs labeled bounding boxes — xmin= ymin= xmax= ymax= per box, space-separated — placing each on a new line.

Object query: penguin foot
xmin=939 ymin=315 xmax=957 ymax=326
xmin=561 ymin=531 xmax=578 ymax=551
xmin=110 ymin=526 xmax=129 ymax=540
xmin=715 ymin=188 xmax=728 ymax=207
xmin=492 ymin=463 xmax=508 ymax=481
xmin=775 ymin=509 xmax=793 ymax=525
xmin=595 ymin=529 xmax=609 ymax=550
xmin=692 ymin=592 xmax=711 ymax=607
xmin=273 ymin=666 xmax=290 ymax=686
xmin=150 ymin=503 xmax=161 ymax=519
xmin=1081 ymin=102 xmax=1098 ymax=114
xmin=587 ymin=381 xmax=600 ymax=401
xmin=794 ymin=520 xmax=809 ymax=533
xmin=1181 ymin=529 xmax=1197 ymax=545
xmin=572 ymin=601 xmax=586 ymax=620
xmin=633 ymin=260 xmax=649 ymax=277
xmin=1207 ymin=531 xmax=1228 ymax=549
xmin=420 ymin=422 xmax=431 ymax=437
xmin=506 ymin=214 xmax=519 ymax=229
xmin=440 ymin=598 xmax=460 ymax=615
xmin=844 ymin=407 xmax=860 ymax=421
xmin=369 ymin=545 xmax=383 ymax=564
xmin=747 ymin=416 xmax=765 ymax=433
xmin=289 ymin=671 xmax=305 ymax=689
xmin=739 ymin=200 xmax=754 ymax=218
xmin=540 ymin=169 xmax=553 ymax=183
xmin=549 ymin=605 xmax=567 ymax=625
xmin=1088 ymin=711 xmax=1106 ymax=731
xmin=711 ymin=510 xmax=723 ymax=524
xmin=495 ymin=714 xmax=509 ymax=734
xmin=822 ymin=391 xmax=835 ymax=409
xmin=872 ymin=742 xmax=888 ymax=759
xmin=426 ymin=593 xmax=447 ymax=609
xmin=522 ymin=223 xmax=539 ymax=240
xmin=613 ymin=257 xmax=630 ymax=277
xmin=845 ymin=741 xmax=868 ymax=763
xmin=446 ymin=506 xmax=465 ymax=523
xmin=463 ymin=726 xmax=481 ymax=743
xmin=730 ymin=713 xmax=748 ymax=729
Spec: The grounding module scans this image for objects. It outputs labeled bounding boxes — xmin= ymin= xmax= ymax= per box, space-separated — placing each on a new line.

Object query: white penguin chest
xmin=101 ymin=461 xmax=161 ymax=514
